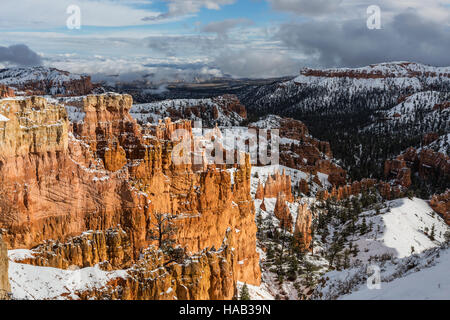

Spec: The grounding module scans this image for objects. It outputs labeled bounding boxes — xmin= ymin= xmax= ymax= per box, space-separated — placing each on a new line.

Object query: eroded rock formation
xmin=255 ymin=169 xmax=293 ymax=202
xmin=77 ymin=229 xmax=238 ymax=300
xmin=430 ymin=190 xmax=450 ymax=225
xmin=0 ymin=93 xmax=261 ymax=298
xmin=317 ymin=178 xmax=404 ymax=201
xmin=0 ymin=85 xmax=14 ymax=98
xmin=131 ymin=94 xmax=246 ymax=127
xmin=274 ymin=192 xmax=293 ymax=231
xmin=14 ymin=228 xmax=134 ymax=270
xmin=0 ymin=67 xmax=95 ymax=96
xmin=250 ymin=116 xmax=346 ymax=186
xmin=294 ymin=203 xmax=312 ymax=250
xmin=384 ymin=147 xmax=449 ymax=189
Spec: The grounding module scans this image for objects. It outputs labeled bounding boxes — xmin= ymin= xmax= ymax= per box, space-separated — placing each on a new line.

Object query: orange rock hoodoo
xmin=317 ymin=178 xmax=404 ymax=201
xmin=384 ymin=147 xmax=449 ymax=189
xmin=294 ymin=203 xmax=312 ymax=250
xmin=255 ymin=169 xmax=293 ymax=202
xmin=0 ymin=93 xmax=261 ymax=299
xmin=0 ymin=85 xmax=14 ymax=99
xmin=430 ymin=190 xmax=450 ymax=225
xmin=274 ymin=192 xmax=293 ymax=231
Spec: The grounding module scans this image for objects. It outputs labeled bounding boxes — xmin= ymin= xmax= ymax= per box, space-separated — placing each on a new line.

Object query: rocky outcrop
xmin=0 ymin=93 xmax=261 ymax=296
xmin=76 ymin=229 xmax=237 ymax=300
xmin=0 ymin=85 xmax=14 ymax=98
xmin=430 ymin=190 xmax=450 ymax=225
xmin=294 ymin=203 xmax=312 ymax=250
xmin=317 ymin=178 xmax=404 ymax=201
xmin=255 ymin=169 xmax=293 ymax=202
xmin=250 ymin=115 xmax=346 ymax=186
xmin=422 ymin=133 xmax=439 ymax=146
xmin=0 ymin=236 xmax=10 ymax=300
xmin=131 ymin=94 xmax=246 ymax=127
xmin=14 ymin=228 xmax=238 ymax=300
xmin=299 ymin=178 xmax=310 ymax=195
xmin=14 ymin=228 xmax=134 ymax=270
xmin=274 ymin=192 xmax=293 ymax=231
xmin=384 ymin=147 xmax=449 ymax=189
xmin=0 ymin=67 xmax=95 ymax=96
xmin=299 ymin=62 xmax=450 ymax=80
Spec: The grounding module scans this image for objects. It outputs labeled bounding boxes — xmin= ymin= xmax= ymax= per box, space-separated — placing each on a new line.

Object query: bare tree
xmin=147 ymin=212 xmax=185 ymax=265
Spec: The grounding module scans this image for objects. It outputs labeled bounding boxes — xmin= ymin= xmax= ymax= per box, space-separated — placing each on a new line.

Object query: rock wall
xmin=77 ymin=229 xmax=238 ymax=300
xmin=251 ymin=116 xmax=346 ymax=186
xmin=384 ymin=147 xmax=449 ymax=189
xmin=13 ymin=228 xmax=238 ymax=300
xmin=0 ymin=235 xmax=10 ymax=300
xmin=0 ymin=85 xmax=14 ymax=98
xmin=430 ymin=190 xmax=450 ymax=225
xmin=14 ymin=228 xmax=134 ymax=270
xmin=317 ymin=178 xmax=404 ymax=201
xmin=255 ymin=169 xmax=293 ymax=202
xmin=0 ymin=93 xmax=261 ymax=296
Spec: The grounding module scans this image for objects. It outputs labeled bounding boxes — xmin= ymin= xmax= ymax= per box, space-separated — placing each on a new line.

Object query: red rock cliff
xmin=0 ymin=93 xmax=261 ymax=295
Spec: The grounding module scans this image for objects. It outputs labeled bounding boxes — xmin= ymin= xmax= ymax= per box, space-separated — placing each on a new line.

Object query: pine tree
xmin=430 ymin=224 xmax=435 ymax=241
xmin=240 ymin=283 xmax=251 ymax=300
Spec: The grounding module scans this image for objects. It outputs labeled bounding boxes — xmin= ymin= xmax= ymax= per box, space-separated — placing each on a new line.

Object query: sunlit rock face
xmin=0 ymin=93 xmax=261 ymax=300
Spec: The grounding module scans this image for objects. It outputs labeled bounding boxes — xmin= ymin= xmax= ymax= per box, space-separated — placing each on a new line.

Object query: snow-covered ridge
xmin=290 ymin=62 xmax=450 ymax=93
xmin=131 ymin=95 xmax=246 ymax=127
xmin=362 ymin=90 xmax=450 ymax=137
xmin=0 ymin=66 xmax=92 ymax=96
xmin=385 ymin=91 xmax=448 ymax=118
xmin=0 ymin=66 xmax=84 ymax=85
xmin=299 ymin=61 xmax=450 ymax=79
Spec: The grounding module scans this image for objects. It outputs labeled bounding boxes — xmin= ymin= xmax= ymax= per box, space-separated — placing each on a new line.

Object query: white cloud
xmin=144 ymin=0 xmax=236 ymax=20
xmin=0 ymin=0 xmax=161 ymax=28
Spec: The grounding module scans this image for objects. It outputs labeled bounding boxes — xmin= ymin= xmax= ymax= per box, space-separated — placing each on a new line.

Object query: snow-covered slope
xmin=340 ymin=247 xmax=450 ymax=300
xmin=352 ymin=198 xmax=448 ymax=260
xmin=0 ymin=66 xmax=93 ymax=96
xmin=313 ymin=197 xmax=450 ymax=300
xmin=8 ymin=255 xmax=128 ymax=300
xmin=363 ymin=91 xmax=449 ymax=136
xmin=294 ymin=62 xmax=450 ymax=91
xmin=131 ymin=95 xmax=246 ymax=127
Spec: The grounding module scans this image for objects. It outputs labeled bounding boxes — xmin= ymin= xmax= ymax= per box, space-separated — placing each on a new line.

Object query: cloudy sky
xmin=0 ymin=0 xmax=449 ymax=82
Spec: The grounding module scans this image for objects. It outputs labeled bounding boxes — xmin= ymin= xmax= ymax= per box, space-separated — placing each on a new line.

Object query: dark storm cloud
xmin=213 ymin=50 xmax=300 ymax=78
xmin=268 ymin=0 xmax=343 ymax=16
xmin=142 ymin=35 xmax=220 ymax=56
xmin=276 ymin=11 xmax=450 ymax=67
xmin=0 ymin=44 xmax=42 ymax=66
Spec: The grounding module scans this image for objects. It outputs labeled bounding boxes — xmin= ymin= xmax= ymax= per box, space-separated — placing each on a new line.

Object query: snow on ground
xmin=237 ymin=281 xmax=275 ymax=300
xmin=8 ymin=255 xmax=128 ymax=300
xmin=340 ymin=247 xmax=450 ymax=300
xmin=8 ymin=249 xmax=36 ymax=262
xmin=251 ymin=165 xmax=329 ymax=199
xmin=353 ymin=198 xmax=448 ymax=262
xmin=0 ymin=113 xmax=9 ymax=122
xmin=313 ymin=197 xmax=450 ymax=300
xmin=130 ymin=97 xmax=244 ymax=126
